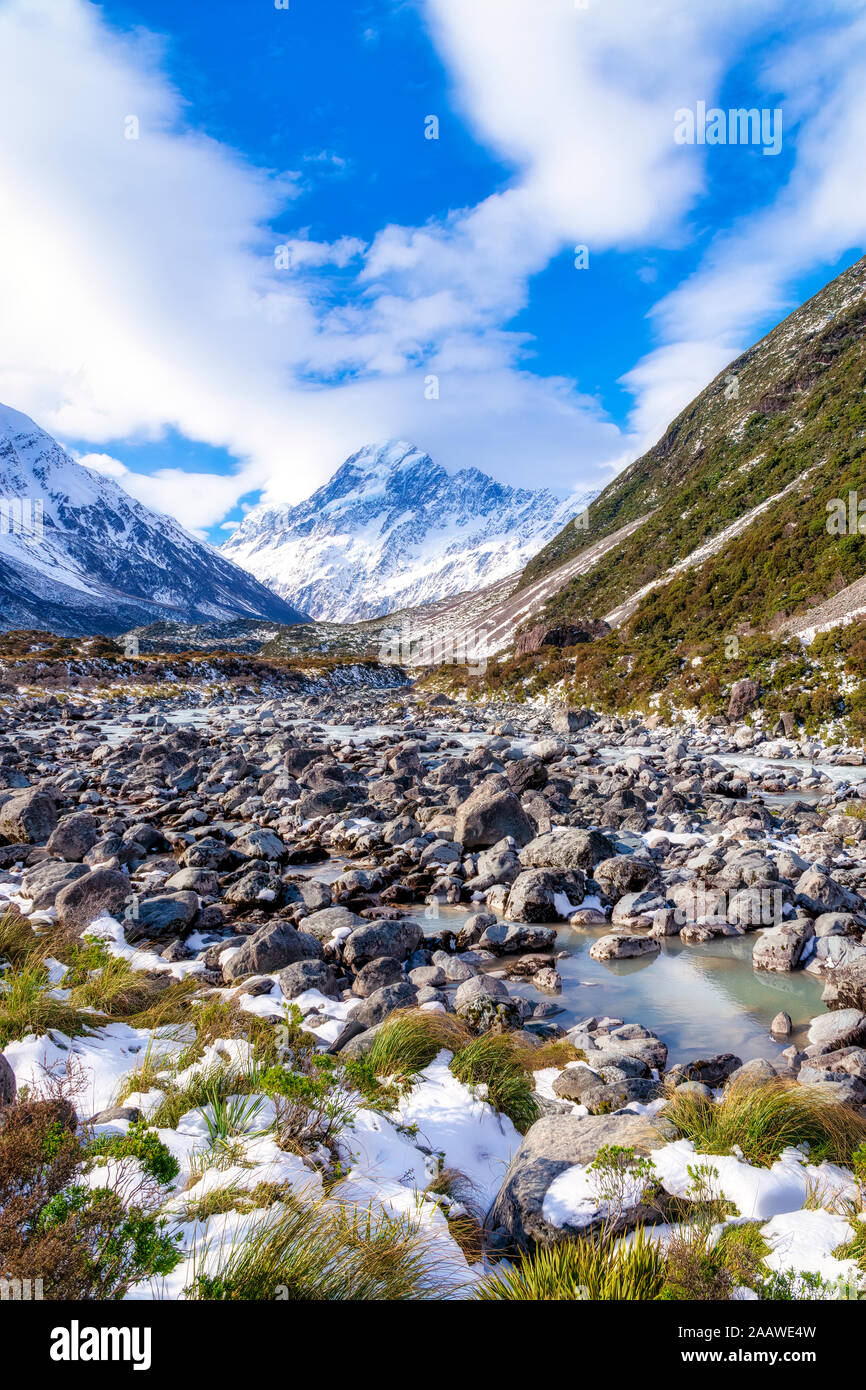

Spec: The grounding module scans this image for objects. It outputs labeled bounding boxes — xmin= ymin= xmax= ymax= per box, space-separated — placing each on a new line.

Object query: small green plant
xmin=760 ymin=1267 xmax=837 ymax=1300
xmin=61 ymin=937 xmax=112 ymax=985
xmin=0 ymin=1093 xmax=182 ymax=1299
xmin=586 ymin=1145 xmax=658 ymax=1223
xmin=148 ymin=1060 xmax=262 ymax=1131
xmin=202 ymin=1089 xmax=270 ymax=1150
xmin=86 ymin=1121 xmax=180 ymax=1186
xmin=38 ymin=1185 xmax=182 ymax=1295
xmin=259 ymin=1063 xmax=353 ymax=1150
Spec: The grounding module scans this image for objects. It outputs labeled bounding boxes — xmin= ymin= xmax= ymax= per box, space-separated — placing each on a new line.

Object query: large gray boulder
xmin=589 ymin=932 xmax=660 ymax=962
xmin=727 ymin=679 xmax=759 ymax=721
xmin=594 ymin=856 xmax=657 ymax=899
xmin=593 ymin=1023 xmax=668 ymax=1070
xmin=124 ymin=892 xmax=199 ymax=937
xmin=551 ymin=705 xmax=596 ymax=735
xmin=343 ymin=918 xmax=423 ymax=969
xmin=55 ymin=867 xmax=131 ymax=932
xmin=519 ymin=829 xmax=616 ymax=872
xmin=488 ymin=1111 xmax=672 ymax=1248
xmin=0 ymin=789 xmax=57 ymax=845
xmin=454 ymin=782 xmax=534 ymax=849
xmin=351 ymin=956 xmax=404 ymax=998
xmin=165 ymin=867 xmax=220 ymax=896
xmin=46 ymin=811 xmax=99 ymax=861
xmin=478 ymin=921 xmax=557 ymax=954
xmin=232 ymin=828 xmax=288 ymax=861
xmin=21 ymin=860 xmax=89 ymax=910
xmin=552 ymin=1066 xmax=659 ymax=1113
xmin=222 ymin=922 xmax=322 ymax=981
xmin=279 ymin=959 xmax=339 ymax=999
xmin=301 ymin=906 xmax=365 ymax=941
xmin=454 ymin=974 xmax=510 ymax=1010
xmin=795 ymin=869 xmax=863 ymax=917
xmin=505 ymin=869 xmax=585 ymax=922
xmin=807 ymin=1009 xmax=866 ymax=1052
xmin=351 ymin=981 xmax=418 ymax=1029
xmin=752 ymin=920 xmax=814 ymax=972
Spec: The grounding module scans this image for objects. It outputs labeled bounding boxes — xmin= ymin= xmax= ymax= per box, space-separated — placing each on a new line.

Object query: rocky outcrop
xmin=514 ymin=620 xmax=611 ymax=656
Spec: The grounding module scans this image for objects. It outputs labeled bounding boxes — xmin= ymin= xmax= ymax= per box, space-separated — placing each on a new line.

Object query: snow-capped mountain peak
xmin=0 ymin=403 xmax=305 ymax=634
xmin=222 ymin=440 xmax=590 ymax=622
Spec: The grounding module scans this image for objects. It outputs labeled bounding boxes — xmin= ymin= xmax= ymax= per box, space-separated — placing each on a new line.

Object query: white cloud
xmin=0 ymin=0 xmax=636 ymax=517
xmin=621 ymin=1 xmax=866 ymax=447
xmin=74 ymin=451 xmax=128 ymax=479
xmin=0 ymin=0 xmax=864 ymax=535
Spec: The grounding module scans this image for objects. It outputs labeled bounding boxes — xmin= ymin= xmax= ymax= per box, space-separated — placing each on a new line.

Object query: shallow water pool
xmin=432 ymin=906 xmax=826 ymax=1068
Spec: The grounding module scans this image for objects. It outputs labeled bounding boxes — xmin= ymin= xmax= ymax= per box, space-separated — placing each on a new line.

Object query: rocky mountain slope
xmin=222 ymin=440 xmax=588 ymax=622
xmin=521 ymin=254 xmax=866 ymax=636
xmin=419 ymin=254 xmax=866 ymax=735
xmin=0 ymin=404 xmax=306 ymax=636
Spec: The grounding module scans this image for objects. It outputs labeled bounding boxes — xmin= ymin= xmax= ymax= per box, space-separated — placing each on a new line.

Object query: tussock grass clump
xmin=0 ymin=909 xmax=47 ymax=970
xmin=148 ymin=1061 xmax=263 ymax=1132
xmin=367 ymin=1009 xmax=471 ymax=1080
xmin=475 ymin=1229 xmax=667 ymax=1301
xmin=186 ymin=1198 xmax=466 ymax=1301
xmin=0 ymin=959 xmax=86 ymax=1047
xmin=662 ymin=1077 xmax=866 ymax=1167
xmin=449 ymin=1033 xmax=539 ymax=1133
xmin=70 ymin=955 xmax=163 ymax=1017
xmin=661 ymin=1221 xmax=770 ymax=1301
xmin=183 ymin=1181 xmax=289 ymax=1224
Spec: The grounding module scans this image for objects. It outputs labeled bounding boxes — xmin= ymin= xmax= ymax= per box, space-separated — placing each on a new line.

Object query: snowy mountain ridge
xmin=0 ymin=402 xmax=305 ymax=635
xmin=222 ymin=440 xmax=591 ymax=622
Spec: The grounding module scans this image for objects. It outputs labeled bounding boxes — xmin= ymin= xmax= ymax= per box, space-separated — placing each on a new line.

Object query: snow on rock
xmin=648 ymin=1140 xmax=811 ymax=1222
xmin=542 ymin=1138 xmax=846 ymax=1233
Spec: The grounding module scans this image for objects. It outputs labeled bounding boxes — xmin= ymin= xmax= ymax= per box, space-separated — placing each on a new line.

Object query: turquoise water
xmin=434 ymin=906 xmax=826 ymax=1067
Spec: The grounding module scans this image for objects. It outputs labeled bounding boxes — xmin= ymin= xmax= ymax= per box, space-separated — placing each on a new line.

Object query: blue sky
xmin=0 ymin=0 xmax=865 ymax=543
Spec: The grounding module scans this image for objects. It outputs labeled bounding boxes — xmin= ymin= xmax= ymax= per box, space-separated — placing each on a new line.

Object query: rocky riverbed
xmin=2 ymin=682 xmax=866 ymax=1294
